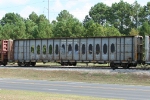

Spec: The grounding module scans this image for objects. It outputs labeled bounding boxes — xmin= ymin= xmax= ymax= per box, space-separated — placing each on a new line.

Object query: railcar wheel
xmin=73 ymin=62 xmax=77 ymax=66
xmin=24 ymin=64 xmax=27 ymax=67
xmin=110 ymin=62 xmax=116 ymax=70
xmin=61 ymin=62 xmax=64 ymax=66
xmin=18 ymin=62 xmax=22 ymax=66
xmin=123 ymin=64 xmax=130 ymax=69
xmin=31 ymin=62 xmax=36 ymax=66
xmin=69 ymin=62 xmax=73 ymax=66
xmin=23 ymin=62 xmax=31 ymax=67
xmin=3 ymin=64 xmax=6 ymax=66
xmin=3 ymin=62 xmax=7 ymax=66
xmin=3 ymin=60 xmax=7 ymax=66
xmin=64 ymin=63 xmax=68 ymax=66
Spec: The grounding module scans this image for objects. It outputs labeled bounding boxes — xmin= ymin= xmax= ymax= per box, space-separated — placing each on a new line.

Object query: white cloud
xmin=0 ymin=0 xmax=148 ymax=22
xmin=49 ymin=0 xmax=93 ymax=21
xmin=10 ymin=0 xmax=30 ymax=5
xmin=0 ymin=0 xmax=30 ymax=5
xmin=65 ymin=0 xmax=81 ymax=9
xmin=51 ymin=0 xmax=63 ymax=12
xmin=20 ymin=6 xmax=40 ymax=18
xmin=71 ymin=3 xmax=92 ymax=21
xmin=0 ymin=0 xmax=5 ymax=5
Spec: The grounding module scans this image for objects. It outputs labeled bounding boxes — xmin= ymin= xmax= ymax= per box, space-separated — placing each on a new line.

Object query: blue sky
xmin=0 ymin=0 xmax=149 ymax=22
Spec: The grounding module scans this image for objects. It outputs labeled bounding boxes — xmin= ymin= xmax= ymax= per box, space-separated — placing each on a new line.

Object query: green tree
xmin=25 ymin=19 xmax=37 ymax=38
xmin=28 ymin=12 xmax=53 ymax=38
xmin=83 ymin=15 xmax=91 ymax=26
xmin=12 ymin=21 xmax=26 ymax=39
xmin=29 ymin=12 xmax=38 ymax=24
xmin=36 ymin=15 xmax=52 ymax=38
xmin=145 ymin=2 xmax=150 ymax=24
xmin=139 ymin=21 xmax=150 ymax=36
xmin=110 ymin=0 xmax=131 ymax=34
xmin=0 ymin=13 xmax=26 ymax=39
xmin=129 ymin=28 xmax=139 ymax=36
xmin=84 ymin=20 xmax=104 ymax=37
xmin=0 ymin=13 xmax=24 ymax=26
xmin=89 ymin=3 xmax=109 ymax=25
xmin=131 ymin=1 xmax=144 ymax=28
xmin=56 ymin=10 xmax=73 ymax=21
xmin=53 ymin=10 xmax=84 ymax=37
xmin=84 ymin=20 xmax=121 ymax=37
xmin=103 ymin=25 xmax=121 ymax=36
xmin=0 ymin=23 xmax=13 ymax=39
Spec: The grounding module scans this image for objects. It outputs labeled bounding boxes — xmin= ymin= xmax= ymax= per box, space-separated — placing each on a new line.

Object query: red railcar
xmin=0 ymin=40 xmax=13 ymax=66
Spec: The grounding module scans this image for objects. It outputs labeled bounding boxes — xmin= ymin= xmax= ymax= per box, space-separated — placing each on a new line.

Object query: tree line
xmin=0 ymin=0 xmax=150 ymax=39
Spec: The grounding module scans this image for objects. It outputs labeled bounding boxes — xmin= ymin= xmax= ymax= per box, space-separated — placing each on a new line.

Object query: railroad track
xmin=2 ymin=65 xmax=150 ymax=70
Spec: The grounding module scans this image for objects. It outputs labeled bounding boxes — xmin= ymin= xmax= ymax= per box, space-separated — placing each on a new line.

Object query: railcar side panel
xmin=124 ymin=37 xmax=134 ymax=61
xmin=14 ymin=40 xmax=18 ymax=61
xmin=54 ymin=39 xmax=60 ymax=61
xmin=8 ymin=39 xmax=14 ymax=62
xmin=94 ymin=38 xmax=101 ymax=61
xmin=41 ymin=39 xmax=47 ymax=61
xmin=18 ymin=40 xmax=24 ymax=61
xmin=67 ymin=39 xmax=73 ymax=61
xmin=80 ymin=39 xmax=86 ymax=61
xmin=115 ymin=37 xmax=134 ymax=62
xmin=145 ymin=36 xmax=150 ymax=63
xmin=73 ymin=39 xmax=80 ymax=61
xmin=87 ymin=38 xmax=94 ymax=60
xmin=60 ymin=39 xmax=66 ymax=60
xmin=117 ymin=37 xmax=124 ymax=61
xmin=35 ymin=39 xmax=42 ymax=61
xmin=102 ymin=38 xmax=108 ymax=61
xmin=109 ymin=38 xmax=116 ymax=61
xmin=48 ymin=39 xmax=53 ymax=61
xmin=26 ymin=40 xmax=30 ymax=61
xmin=30 ymin=40 xmax=36 ymax=61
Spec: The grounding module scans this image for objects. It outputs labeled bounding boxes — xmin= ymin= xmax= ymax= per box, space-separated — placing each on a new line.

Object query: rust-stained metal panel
xmin=8 ymin=39 xmax=13 ymax=61
xmin=0 ymin=40 xmax=8 ymax=61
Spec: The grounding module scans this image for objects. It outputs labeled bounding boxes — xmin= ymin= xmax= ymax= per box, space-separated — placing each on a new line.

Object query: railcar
xmin=0 ymin=39 xmax=13 ymax=66
xmin=11 ymin=36 xmax=143 ymax=69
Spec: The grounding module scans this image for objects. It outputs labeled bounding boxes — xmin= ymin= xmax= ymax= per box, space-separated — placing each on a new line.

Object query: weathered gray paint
xmin=13 ymin=36 xmax=142 ymax=64
xmin=145 ymin=36 xmax=149 ymax=63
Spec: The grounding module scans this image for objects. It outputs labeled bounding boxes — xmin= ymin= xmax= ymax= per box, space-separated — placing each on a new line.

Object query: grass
xmin=0 ymin=89 xmax=118 ymax=100
xmin=0 ymin=68 xmax=148 ymax=100
xmin=0 ymin=68 xmax=150 ymax=86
